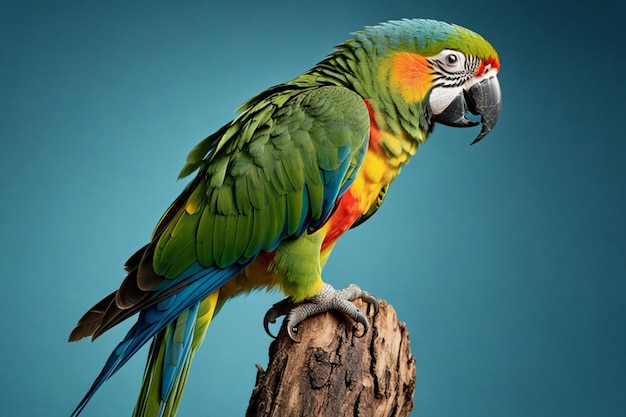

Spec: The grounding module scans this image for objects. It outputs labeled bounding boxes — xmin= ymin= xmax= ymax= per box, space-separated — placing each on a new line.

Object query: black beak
xmin=432 ymin=76 xmax=501 ymax=144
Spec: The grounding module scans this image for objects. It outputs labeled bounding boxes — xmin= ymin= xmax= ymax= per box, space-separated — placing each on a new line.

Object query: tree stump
xmin=246 ymin=299 xmax=416 ymax=417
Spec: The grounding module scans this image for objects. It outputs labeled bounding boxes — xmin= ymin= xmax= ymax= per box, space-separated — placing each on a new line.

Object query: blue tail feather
xmin=161 ymin=302 xmax=198 ymax=401
xmin=71 ymin=263 xmax=245 ymax=417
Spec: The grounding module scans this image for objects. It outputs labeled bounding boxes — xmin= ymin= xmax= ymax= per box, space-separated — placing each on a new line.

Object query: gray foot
xmin=263 ymin=283 xmax=379 ymax=341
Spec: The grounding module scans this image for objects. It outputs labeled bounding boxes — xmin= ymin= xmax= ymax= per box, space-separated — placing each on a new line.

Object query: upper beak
xmin=432 ymin=76 xmax=502 ymax=144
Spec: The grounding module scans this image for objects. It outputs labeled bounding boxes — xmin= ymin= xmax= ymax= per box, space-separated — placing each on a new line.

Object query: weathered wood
xmin=247 ymin=299 xmax=416 ymax=417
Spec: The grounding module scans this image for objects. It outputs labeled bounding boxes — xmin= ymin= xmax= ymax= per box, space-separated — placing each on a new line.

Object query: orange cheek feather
xmin=389 ymin=52 xmax=434 ymax=103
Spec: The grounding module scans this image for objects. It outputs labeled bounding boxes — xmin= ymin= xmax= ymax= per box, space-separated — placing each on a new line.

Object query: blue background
xmin=2 ymin=1 xmax=624 ymax=416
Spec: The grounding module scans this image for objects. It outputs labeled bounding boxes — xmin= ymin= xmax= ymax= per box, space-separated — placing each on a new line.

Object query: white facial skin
xmin=428 ymin=49 xmax=499 ymax=116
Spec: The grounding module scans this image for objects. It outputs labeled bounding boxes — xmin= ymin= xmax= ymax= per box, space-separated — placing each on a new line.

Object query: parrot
xmin=69 ymin=18 xmax=501 ymax=417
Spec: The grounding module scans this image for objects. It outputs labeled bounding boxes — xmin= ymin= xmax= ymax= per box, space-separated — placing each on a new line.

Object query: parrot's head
xmin=347 ymin=19 xmax=501 ymax=144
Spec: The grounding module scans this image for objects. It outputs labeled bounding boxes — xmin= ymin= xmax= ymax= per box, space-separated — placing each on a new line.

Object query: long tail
xmin=133 ymin=291 xmax=220 ymax=417
xmin=71 ymin=264 xmax=243 ymax=417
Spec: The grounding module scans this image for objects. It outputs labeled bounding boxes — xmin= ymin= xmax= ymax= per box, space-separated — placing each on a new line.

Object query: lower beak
xmin=432 ymin=76 xmax=502 ymax=144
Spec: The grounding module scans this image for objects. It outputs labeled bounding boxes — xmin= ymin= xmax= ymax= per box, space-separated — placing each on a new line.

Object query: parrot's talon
xmin=263 ymin=298 xmax=297 ymax=338
xmin=353 ymin=309 xmax=370 ymax=338
xmin=360 ymin=291 xmax=379 ymax=316
xmin=263 ymin=316 xmax=277 ymax=339
xmin=264 ymin=283 xmax=377 ymax=342
xmin=287 ymin=324 xmax=301 ymax=342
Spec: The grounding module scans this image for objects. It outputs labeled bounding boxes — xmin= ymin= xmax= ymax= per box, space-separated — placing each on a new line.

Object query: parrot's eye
xmin=433 ymin=50 xmax=465 ymax=71
xmin=430 ymin=49 xmax=471 ymax=82
xmin=446 ymin=54 xmax=458 ymax=66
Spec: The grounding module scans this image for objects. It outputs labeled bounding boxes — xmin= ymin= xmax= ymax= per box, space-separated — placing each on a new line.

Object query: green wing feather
xmin=151 ymin=85 xmax=369 ymax=282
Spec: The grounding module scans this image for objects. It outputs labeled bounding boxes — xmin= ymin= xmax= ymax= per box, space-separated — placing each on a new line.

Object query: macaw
xmin=69 ymin=18 xmax=501 ymax=417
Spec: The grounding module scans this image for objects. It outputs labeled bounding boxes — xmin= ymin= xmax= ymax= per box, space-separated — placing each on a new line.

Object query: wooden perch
xmin=246 ymin=299 xmax=416 ymax=417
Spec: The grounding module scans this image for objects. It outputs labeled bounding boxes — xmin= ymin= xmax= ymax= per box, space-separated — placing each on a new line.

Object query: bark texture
xmin=247 ymin=299 xmax=416 ymax=417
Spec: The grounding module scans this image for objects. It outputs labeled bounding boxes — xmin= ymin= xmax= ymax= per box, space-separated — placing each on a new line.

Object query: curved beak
xmin=432 ymin=76 xmax=501 ymax=144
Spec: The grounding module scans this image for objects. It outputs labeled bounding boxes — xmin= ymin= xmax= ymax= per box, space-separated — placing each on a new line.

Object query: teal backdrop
xmin=1 ymin=1 xmax=624 ymax=416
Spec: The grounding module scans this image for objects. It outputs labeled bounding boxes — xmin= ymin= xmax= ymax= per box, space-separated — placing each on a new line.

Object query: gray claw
xmin=279 ymin=283 xmax=378 ymax=342
xmin=353 ymin=310 xmax=370 ymax=338
xmin=286 ymin=321 xmax=300 ymax=342
xmin=263 ymin=298 xmax=296 ymax=338
xmin=358 ymin=290 xmax=380 ymax=316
